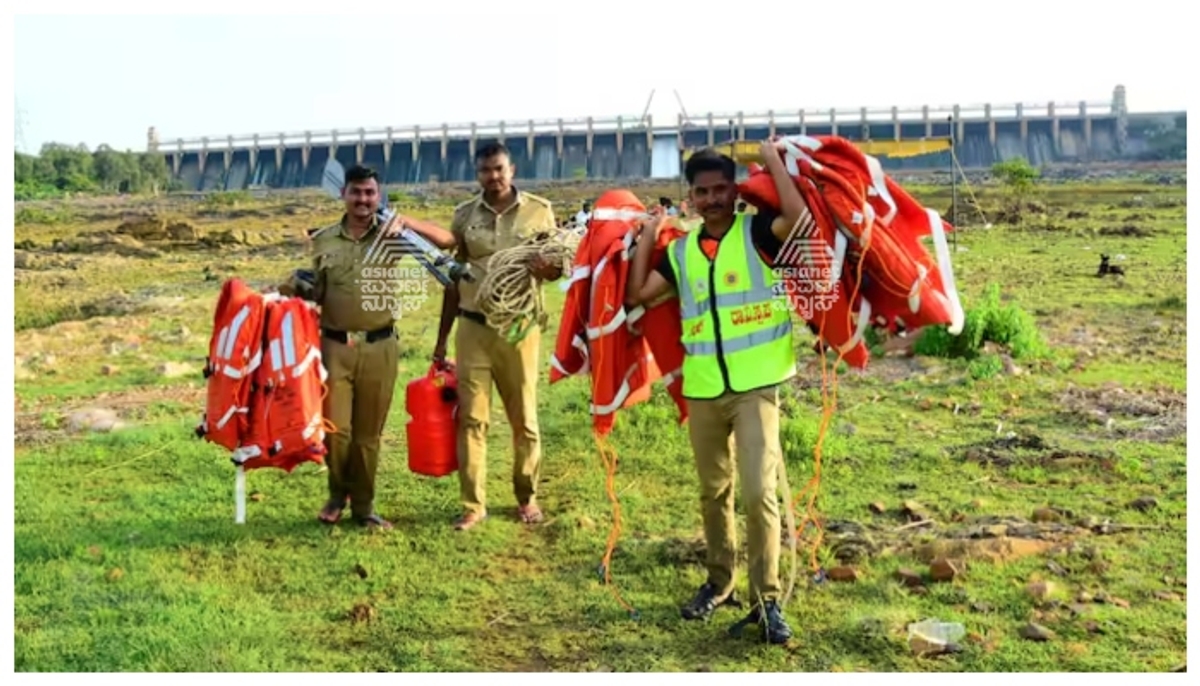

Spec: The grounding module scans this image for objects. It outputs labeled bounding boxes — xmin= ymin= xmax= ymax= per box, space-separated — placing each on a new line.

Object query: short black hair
xmin=475 ymin=141 xmax=510 ymax=163
xmin=737 ymin=201 xmax=748 ymax=212
xmin=659 ymin=196 xmax=673 ymax=207
xmin=344 ymin=165 xmax=379 ymax=185
xmin=684 ymin=149 xmax=736 ymax=185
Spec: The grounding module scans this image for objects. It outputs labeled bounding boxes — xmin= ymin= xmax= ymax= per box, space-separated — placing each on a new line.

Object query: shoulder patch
xmin=522 ymin=192 xmax=552 ymax=209
xmin=310 ymin=223 xmax=341 ymax=241
xmin=453 ymin=196 xmax=480 ymax=216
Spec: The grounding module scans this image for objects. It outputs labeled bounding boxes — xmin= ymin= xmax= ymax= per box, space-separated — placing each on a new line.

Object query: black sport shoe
xmin=681 ymin=582 xmax=740 ymax=621
xmin=729 ymin=600 xmax=793 ymax=645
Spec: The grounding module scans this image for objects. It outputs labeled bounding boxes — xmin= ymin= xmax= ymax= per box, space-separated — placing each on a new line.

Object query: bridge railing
xmin=156 ymin=99 xmax=1115 ymax=153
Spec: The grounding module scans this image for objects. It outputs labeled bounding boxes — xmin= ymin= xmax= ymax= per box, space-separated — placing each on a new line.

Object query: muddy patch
xmin=1057 ymin=383 xmax=1186 ymax=442
xmin=14 ymin=385 xmax=205 ymax=447
xmin=957 ymin=433 xmax=1116 ymax=469
xmin=1098 ymin=224 xmax=1154 ymax=238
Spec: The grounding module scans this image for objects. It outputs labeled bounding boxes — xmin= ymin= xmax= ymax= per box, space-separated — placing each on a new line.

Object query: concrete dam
xmin=153 ymin=85 xmax=1179 ymax=191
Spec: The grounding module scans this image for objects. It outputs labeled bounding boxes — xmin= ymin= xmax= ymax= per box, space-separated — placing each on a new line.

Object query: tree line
xmin=15 ymin=142 xmax=174 ymax=200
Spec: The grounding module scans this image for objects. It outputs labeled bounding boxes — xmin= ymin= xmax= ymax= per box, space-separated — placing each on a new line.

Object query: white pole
xmin=235 ymin=466 xmax=246 ymax=524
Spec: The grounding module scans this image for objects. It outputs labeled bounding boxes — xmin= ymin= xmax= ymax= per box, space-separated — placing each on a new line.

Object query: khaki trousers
xmin=455 ymin=316 xmax=542 ymax=515
xmin=321 ymin=335 xmax=399 ymax=519
xmin=686 ymin=385 xmax=783 ymax=604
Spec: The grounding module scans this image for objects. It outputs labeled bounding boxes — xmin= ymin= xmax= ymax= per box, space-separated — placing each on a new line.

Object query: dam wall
xmin=152 ymin=85 xmax=1182 ymax=191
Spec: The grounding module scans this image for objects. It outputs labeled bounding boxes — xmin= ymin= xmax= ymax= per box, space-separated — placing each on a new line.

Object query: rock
xmin=1077 ymin=591 xmax=1094 ymax=603
xmin=1128 ymin=496 xmax=1158 ymax=512
xmin=66 ymin=407 xmax=125 ymax=433
xmin=1032 ymin=507 xmax=1062 ymax=523
xmin=1046 ymin=561 xmax=1068 ymax=577
xmin=827 ymin=566 xmax=860 ymax=582
xmin=902 ymin=500 xmax=932 ymax=522
xmin=1026 ymin=580 xmax=1057 ymax=602
xmin=100 ymin=364 xmax=119 ymax=376
xmin=577 ymin=516 xmax=595 ymax=529
xmin=1152 ymin=590 xmax=1183 ymax=602
xmin=894 ymin=568 xmax=924 ymax=587
xmin=969 ymin=499 xmax=986 ymax=509
xmin=1018 ymin=622 xmax=1055 ymax=641
xmin=970 ymin=601 xmax=993 ymax=613
xmin=929 ymin=558 xmax=961 ymax=582
xmin=868 ymin=501 xmax=887 ymax=514
xmin=156 ymin=361 xmax=197 ymax=379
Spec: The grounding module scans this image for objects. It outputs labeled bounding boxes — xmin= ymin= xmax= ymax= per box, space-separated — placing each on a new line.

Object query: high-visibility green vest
xmin=667 ymin=212 xmax=797 ymax=400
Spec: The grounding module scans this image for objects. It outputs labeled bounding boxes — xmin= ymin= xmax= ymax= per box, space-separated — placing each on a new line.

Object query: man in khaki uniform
xmin=432 ymin=142 xmax=560 ymax=531
xmin=304 ymin=165 xmax=456 ymax=530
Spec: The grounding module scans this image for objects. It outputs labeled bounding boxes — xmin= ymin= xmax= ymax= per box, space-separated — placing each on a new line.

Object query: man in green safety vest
xmin=626 ymin=141 xmax=816 ymax=645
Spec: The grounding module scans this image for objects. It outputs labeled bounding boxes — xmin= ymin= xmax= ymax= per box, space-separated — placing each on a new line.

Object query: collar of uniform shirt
xmin=479 ymin=186 xmax=524 ymax=214
xmin=336 ymin=213 xmax=379 ymax=240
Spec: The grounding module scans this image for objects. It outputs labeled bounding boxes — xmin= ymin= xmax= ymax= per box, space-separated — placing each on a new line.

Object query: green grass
xmin=13 ymin=179 xmax=1187 ymax=672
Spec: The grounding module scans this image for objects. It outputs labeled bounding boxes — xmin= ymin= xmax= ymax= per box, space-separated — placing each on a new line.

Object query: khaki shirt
xmin=310 ymin=215 xmax=406 ymax=333
xmin=451 ymin=188 xmax=556 ymax=313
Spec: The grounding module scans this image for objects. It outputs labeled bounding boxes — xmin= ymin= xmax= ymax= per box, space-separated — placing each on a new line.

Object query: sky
xmin=11 ymin=0 xmax=1192 ymax=155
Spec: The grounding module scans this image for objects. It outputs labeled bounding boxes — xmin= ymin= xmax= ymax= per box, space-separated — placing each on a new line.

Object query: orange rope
xmin=788 ymin=216 xmax=873 ymax=574
xmin=593 ymin=282 xmax=639 ymax=620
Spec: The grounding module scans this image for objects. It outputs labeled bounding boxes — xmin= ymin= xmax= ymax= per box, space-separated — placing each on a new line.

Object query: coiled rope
xmin=476 ymin=229 xmax=583 ymax=342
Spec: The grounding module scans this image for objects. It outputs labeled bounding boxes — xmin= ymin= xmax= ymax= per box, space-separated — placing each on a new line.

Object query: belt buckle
xmin=347 ymin=331 xmax=368 ymax=347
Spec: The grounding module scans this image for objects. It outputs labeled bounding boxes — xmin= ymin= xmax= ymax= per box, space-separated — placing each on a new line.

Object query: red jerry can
xmin=405 ymin=362 xmax=459 ymax=477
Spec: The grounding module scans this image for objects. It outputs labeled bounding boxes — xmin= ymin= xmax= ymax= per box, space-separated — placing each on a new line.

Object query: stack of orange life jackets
xmin=548 ymin=189 xmax=690 ymax=436
xmin=195 ymin=278 xmax=330 ymax=474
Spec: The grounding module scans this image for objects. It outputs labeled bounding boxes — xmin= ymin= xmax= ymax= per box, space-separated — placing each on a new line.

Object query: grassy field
xmin=12 ymin=175 xmax=1187 ymax=672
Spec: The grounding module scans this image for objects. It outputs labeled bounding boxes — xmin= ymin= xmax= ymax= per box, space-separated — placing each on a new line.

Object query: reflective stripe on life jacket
xmin=196 ymin=278 xmax=267 ymax=451
xmin=234 ymin=295 xmax=329 ymax=473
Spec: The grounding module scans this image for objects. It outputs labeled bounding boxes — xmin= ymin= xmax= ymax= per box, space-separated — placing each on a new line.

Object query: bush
xmin=913 ymin=283 xmax=1048 ymax=360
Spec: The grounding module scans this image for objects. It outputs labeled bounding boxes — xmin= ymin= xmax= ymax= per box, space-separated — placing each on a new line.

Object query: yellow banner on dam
xmin=684 ymin=138 xmax=953 ymax=163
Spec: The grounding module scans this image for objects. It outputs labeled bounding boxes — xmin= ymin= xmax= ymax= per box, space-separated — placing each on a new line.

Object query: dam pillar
xmin=736 ymin=111 xmax=745 ymax=141
xmin=1112 ymin=84 xmax=1128 ymax=154
xmin=1049 ymin=102 xmax=1060 ymax=153
xmin=249 ymin=134 xmax=259 ymax=175
xmin=224 ymin=135 xmax=233 ymax=173
xmin=586 ymin=117 xmax=594 ymax=176
xmin=829 ymin=108 xmax=838 ymax=137
xmin=860 ymin=107 xmax=869 ymax=140
xmin=498 ymin=121 xmax=506 ymax=146
xmin=767 ymin=110 xmax=775 ymax=138
xmin=384 ymin=127 xmax=393 ymax=166
xmin=275 ymin=134 xmax=285 ymax=170
xmin=469 ymin=122 xmax=477 ymax=160
xmin=1016 ymin=103 xmax=1028 ymax=146
xmin=645 ymin=114 xmax=654 ymax=170
xmin=799 ymin=109 xmax=806 ymax=136
xmin=198 ymin=137 xmax=209 ymax=177
xmin=527 ymin=120 xmax=535 ymax=161
xmin=923 ymin=105 xmax=932 ymax=138
xmin=412 ymin=125 xmax=421 ymax=162
xmin=329 ymin=130 xmax=338 ymax=166
xmin=616 ymin=116 xmax=624 ymax=177
xmin=706 ymin=113 xmax=715 ymax=146
xmin=985 ymin=104 xmax=996 ymax=146
xmin=953 ymin=105 xmax=964 ymax=145
xmin=356 ymin=128 xmax=366 ymax=165
xmin=439 ymin=124 xmax=449 ymax=183
xmin=302 ymin=131 xmax=312 ymax=175
xmin=892 ymin=106 xmax=900 ymax=140
xmin=556 ymin=118 xmax=565 ymax=179
xmin=172 ymin=140 xmax=182 ymax=176
xmin=1080 ymin=101 xmax=1092 ymax=154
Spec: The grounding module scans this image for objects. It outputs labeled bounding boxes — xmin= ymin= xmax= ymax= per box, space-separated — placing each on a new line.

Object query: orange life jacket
xmin=196 ymin=278 xmax=268 ymax=451
xmin=234 ymin=295 xmax=329 ymax=473
xmin=550 ymin=190 xmax=689 ymax=435
xmin=739 ymin=135 xmax=965 ymax=366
